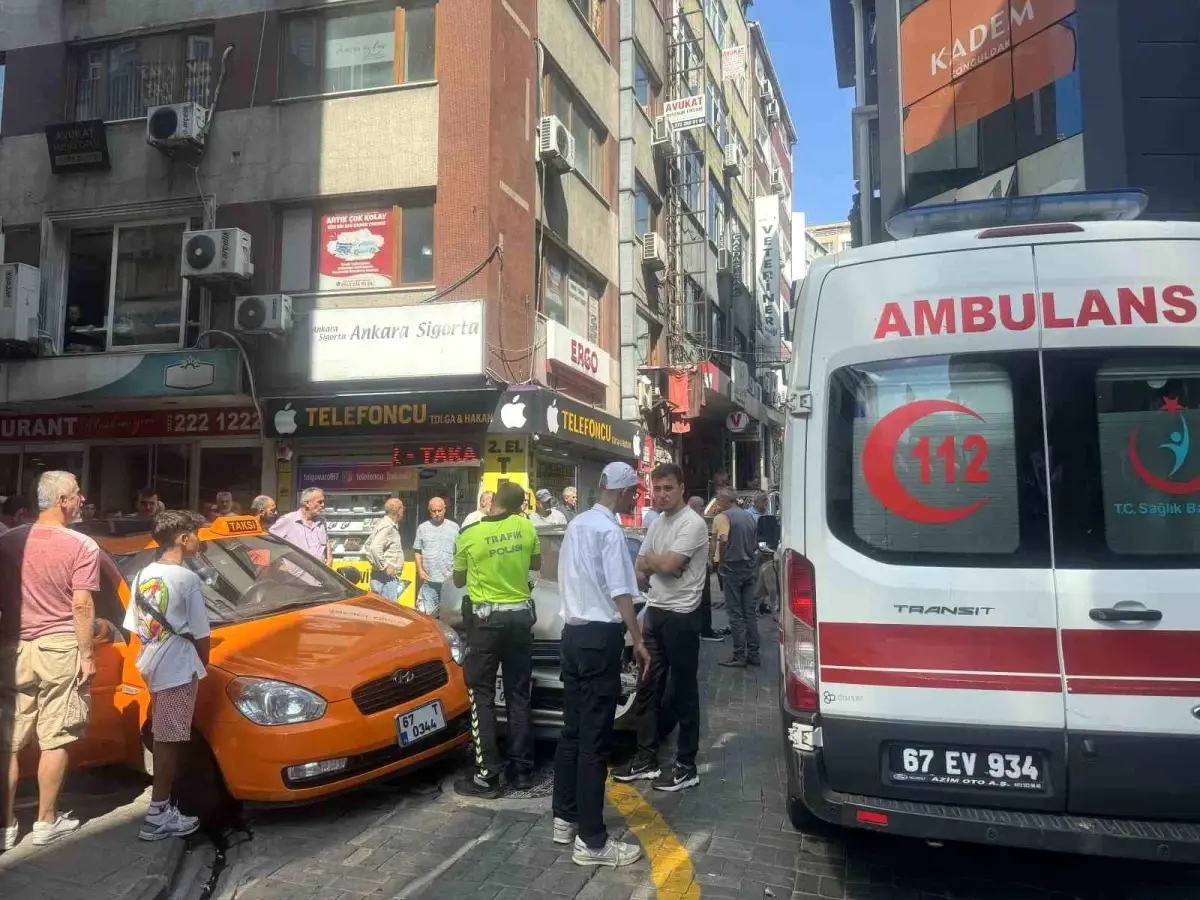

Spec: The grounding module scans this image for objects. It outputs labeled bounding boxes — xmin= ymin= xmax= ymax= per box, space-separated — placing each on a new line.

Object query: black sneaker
xmin=508 ymin=770 xmax=534 ymax=791
xmin=653 ymin=763 xmax=700 ymax=793
xmin=454 ymin=774 xmax=503 ymax=799
xmin=611 ymin=758 xmax=661 ymax=783
xmin=700 ymin=630 xmax=725 ymax=642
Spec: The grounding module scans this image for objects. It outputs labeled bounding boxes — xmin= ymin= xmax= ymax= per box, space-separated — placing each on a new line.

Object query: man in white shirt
xmin=553 ymin=463 xmax=650 ymax=869
xmin=613 ymin=463 xmax=709 ymax=793
xmin=123 ymin=510 xmax=211 ymax=842
xmin=529 ymin=489 xmax=568 ymax=528
xmin=461 ymin=491 xmax=494 ymax=528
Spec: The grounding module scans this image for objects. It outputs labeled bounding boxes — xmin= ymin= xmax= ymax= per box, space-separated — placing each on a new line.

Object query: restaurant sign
xmin=0 ymin=407 xmax=260 ymax=443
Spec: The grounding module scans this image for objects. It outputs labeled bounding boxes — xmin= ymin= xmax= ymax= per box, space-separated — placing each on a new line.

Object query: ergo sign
xmin=545 ymin=319 xmax=611 ymax=387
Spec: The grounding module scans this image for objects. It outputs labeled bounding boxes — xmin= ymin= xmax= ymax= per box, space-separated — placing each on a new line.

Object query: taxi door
xmin=808 ymin=243 xmax=1068 ymax=812
xmin=1034 ymin=236 xmax=1200 ymax=820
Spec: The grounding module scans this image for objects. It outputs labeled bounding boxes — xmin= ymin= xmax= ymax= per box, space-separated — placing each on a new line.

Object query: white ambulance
xmin=779 ymin=193 xmax=1200 ymax=861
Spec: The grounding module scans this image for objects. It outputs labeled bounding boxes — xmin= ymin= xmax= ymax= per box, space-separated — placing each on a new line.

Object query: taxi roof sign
xmin=207 ymin=515 xmax=263 ymax=537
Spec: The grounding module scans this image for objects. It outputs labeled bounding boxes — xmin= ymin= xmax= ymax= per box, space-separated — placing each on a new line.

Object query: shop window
xmin=64 ymin=229 xmax=114 ymax=353
xmin=70 ymin=32 xmax=214 ymax=122
xmin=88 ymin=444 xmax=190 ymax=518
xmin=278 ymin=200 xmax=435 ymax=293
xmin=280 ymin=1 xmax=437 ymax=99
xmin=21 ymin=451 xmax=84 ymax=512
xmin=0 ymin=452 xmax=18 ymax=496
xmin=198 ymin=446 xmax=263 ymax=519
xmin=546 ymin=72 xmax=605 ymax=188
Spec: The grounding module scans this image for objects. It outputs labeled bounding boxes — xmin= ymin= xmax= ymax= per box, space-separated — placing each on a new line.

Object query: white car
xmin=440 ymin=526 xmax=648 ymax=736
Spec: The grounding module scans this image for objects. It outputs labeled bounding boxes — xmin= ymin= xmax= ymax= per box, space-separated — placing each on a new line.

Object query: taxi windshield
xmin=118 ymin=534 xmax=362 ymax=624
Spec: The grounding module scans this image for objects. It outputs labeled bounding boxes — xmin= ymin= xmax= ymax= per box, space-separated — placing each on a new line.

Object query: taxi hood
xmin=209 ymin=595 xmax=452 ymax=701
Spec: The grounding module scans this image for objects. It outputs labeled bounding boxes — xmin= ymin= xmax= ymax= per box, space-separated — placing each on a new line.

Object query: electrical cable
xmin=192 ymin=329 xmax=266 ymax=441
xmin=418 ymin=245 xmax=502 ymax=304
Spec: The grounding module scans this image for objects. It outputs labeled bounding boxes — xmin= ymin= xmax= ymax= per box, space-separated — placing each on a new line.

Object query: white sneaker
xmin=2 ymin=820 xmax=17 ymax=851
xmin=30 ymin=813 xmax=80 ymax=846
xmin=572 ymin=835 xmax=642 ymax=868
xmin=552 ymin=817 xmax=578 ymax=845
xmin=139 ymin=804 xmax=200 ymax=842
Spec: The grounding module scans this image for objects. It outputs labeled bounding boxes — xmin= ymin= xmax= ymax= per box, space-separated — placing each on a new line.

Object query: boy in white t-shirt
xmin=122 ymin=510 xmax=211 ymax=841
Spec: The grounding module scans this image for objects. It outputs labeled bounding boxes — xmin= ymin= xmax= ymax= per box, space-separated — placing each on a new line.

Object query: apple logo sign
xmin=275 ymin=403 xmax=298 ymax=435
xmin=500 ymin=396 xmax=527 ymax=429
xmin=546 ymin=400 xmax=560 ymax=434
xmin=632 ymin=431 xmax=642 ymax=457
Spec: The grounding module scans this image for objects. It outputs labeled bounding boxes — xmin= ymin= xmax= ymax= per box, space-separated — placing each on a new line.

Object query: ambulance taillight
xmin=781 ymin=549 xmax=817 ymax=712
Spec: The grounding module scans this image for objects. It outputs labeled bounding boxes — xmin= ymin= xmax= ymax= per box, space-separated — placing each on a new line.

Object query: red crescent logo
xmin=862 ymin=399 xmax=989 ymax=525
xmin=1127 ymin=428 xmax=1200 ymax=495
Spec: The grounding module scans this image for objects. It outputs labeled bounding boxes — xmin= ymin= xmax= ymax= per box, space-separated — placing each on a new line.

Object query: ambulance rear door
xmin=810 ymin=241 xmax=1068 ymax=813
xmin=1033 ymin=235 xmax=1200 ymax=820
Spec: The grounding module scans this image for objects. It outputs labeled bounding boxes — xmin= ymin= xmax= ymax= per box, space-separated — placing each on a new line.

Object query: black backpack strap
xmin=133 ymin=568 xmax=196 ymax=646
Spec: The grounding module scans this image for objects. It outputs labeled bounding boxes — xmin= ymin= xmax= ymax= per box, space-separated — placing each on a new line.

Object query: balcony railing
xmin=74 ymin=58 xmax=212 ymax=122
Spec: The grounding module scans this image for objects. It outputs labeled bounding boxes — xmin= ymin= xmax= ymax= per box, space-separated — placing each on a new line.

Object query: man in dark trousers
xmin=552 ymin=463 xmax=650 ymax=868
xmin=452 ymin=481 xmax=541 ymax=799
xmin=713 ymin=489 xmax=761 ymax=667
xmin=613 ymin=463 xmax=710 ymax=793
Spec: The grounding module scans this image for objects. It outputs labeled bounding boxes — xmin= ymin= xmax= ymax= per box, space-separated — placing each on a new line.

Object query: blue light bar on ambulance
xmin=885 ymin=189 xmax=1149 ymax=240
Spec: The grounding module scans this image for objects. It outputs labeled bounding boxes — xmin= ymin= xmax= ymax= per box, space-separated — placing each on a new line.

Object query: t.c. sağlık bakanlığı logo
xmin=1129 ymin=397 xmax=1200 ymax=494
xmin=862 ymin=399 xmax=992 ymax=525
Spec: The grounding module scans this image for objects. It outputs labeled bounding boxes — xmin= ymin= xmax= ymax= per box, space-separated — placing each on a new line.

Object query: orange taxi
xmin=53 ymin=515 xmax=470 ymax=803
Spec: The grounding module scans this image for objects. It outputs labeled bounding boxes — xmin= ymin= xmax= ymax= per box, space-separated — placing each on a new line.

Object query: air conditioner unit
xmin=146 ymin=102 xmax=208 ymax=154
xmin=234 ymin=294 xmax=293 ymax=336
xmin=716 ymin=248 xmax=732 ymax=273
xmin=652 ymin=116 xmax=678 ymax=157
xmin=642 ymin=232 xmax=666 ymax=271
xmin=181 ymin=228 xmax=253 ymax=282
xmin=766 ymin=98 xmax=781 ymax=123
xmin=723 ymin=143 xmax=741 ymax=175
xmin=0 ymin=263 xmax=40 ymax=343
xmin=770 ymin=167 xmax=784 ymax=193
xmin=636 ymin=375 xmax=654 ymax=410
xmin=538 ymin=115 xmax=575 ymax=172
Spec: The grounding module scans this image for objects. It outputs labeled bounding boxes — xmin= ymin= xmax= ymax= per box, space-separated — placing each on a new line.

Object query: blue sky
xmin=752 ymin=0 xmax=856 ymax=225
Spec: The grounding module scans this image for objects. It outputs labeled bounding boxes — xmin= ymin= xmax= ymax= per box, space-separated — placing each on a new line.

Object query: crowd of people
xmin=0 ymin=464 xmax=775 ymax=867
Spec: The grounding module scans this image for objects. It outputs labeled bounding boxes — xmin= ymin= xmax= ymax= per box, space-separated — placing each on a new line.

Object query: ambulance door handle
xmin=1089 ymin=607 xmax=1162 ymax=623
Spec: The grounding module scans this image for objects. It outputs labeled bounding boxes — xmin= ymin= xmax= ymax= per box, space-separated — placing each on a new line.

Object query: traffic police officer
xmin=452 ymin=481 xmax=541 ymax=798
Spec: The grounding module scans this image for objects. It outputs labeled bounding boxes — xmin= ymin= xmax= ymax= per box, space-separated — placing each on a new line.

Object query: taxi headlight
xmin=435 ymin=620 xmax=465 ymax=666
xmin=227 ymin=677 xmax=327 ymax=725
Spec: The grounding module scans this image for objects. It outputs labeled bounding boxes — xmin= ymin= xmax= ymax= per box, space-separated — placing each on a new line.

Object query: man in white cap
xmin=552 ymin=462 xmax=650 ymax=868
xmin=529 ymin=488 xmax=567 ymax=528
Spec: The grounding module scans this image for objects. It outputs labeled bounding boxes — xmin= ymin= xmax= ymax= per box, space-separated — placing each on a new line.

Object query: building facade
xmin=0 ymin=0 xmax=796 ymax=533
xmin=832 ymin=0 xmax=1200 ymax=246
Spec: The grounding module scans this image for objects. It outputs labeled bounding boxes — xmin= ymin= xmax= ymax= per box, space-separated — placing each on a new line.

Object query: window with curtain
xmin=70 ymin=32 xmax=213 ymax=121
xmin=280 ymin=1 xmax=436 ymax=99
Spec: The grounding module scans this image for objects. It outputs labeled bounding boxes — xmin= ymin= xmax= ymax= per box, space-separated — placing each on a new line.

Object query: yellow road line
xmin=607 ymin=779 xmax=701 ymax=899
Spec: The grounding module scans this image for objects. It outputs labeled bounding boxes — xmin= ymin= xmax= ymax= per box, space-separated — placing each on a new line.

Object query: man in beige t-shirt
xmin=0 ymin=471 xmax=98 ymax=850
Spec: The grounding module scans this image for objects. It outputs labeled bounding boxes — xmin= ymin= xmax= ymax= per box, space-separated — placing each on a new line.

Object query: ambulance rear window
xmin=827 ymin=353 xmax=1051 ymax=566
xmin=1043 ymin=351 xmax=1200 ymax=567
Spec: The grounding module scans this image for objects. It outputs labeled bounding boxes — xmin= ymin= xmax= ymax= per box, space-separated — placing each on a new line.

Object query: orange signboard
xmin=902 ymin=0 xmax=1077 ymax=109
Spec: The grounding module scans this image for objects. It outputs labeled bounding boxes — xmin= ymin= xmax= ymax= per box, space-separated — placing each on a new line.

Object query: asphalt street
xmin=209 ymin=613 xmax=1200 ymax=900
